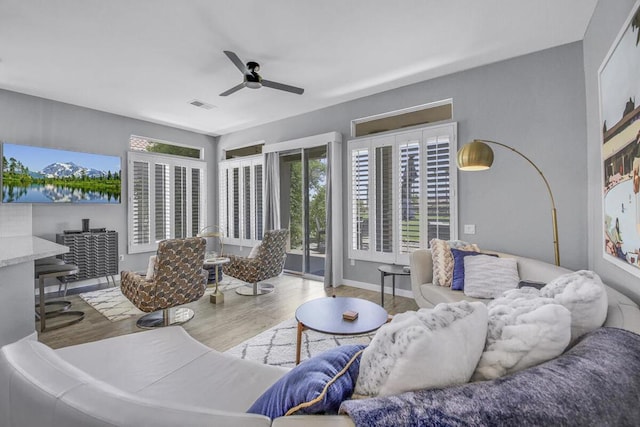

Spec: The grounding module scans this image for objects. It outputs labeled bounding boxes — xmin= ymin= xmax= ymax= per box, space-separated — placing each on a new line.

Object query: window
xmin=219 ymin=156 xmax=264 ymax=247
xmin=127 ymin=149 xmax=207 ymax=254
xmin=348 ymin=123 xmax=457 ymax=264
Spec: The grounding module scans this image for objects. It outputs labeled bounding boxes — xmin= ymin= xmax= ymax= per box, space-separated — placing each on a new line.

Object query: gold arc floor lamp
xmin=456 ymin=139 xmax=560 ymax=266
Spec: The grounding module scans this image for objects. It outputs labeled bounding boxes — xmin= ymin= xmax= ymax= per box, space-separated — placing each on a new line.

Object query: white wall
xmin=218 ymin=42 xmax=588 ymax=290
xmin=584 ymin=0 xmax=640 ymax=304
xmin=0 ymin=89 xmax=217 ymax=282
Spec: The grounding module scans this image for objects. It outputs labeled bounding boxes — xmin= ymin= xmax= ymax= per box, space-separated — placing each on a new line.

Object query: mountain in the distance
xmin=40 ymin=162 xmax=107 ymax=178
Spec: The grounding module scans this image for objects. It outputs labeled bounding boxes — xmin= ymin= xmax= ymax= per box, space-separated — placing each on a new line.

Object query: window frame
xmin=218 ymin=155 xmax=264 ymax=248
xmin=127 ymin=150 xmax=207 ymax=254
xmin=347 ymin=122 xmax=458 ymax=265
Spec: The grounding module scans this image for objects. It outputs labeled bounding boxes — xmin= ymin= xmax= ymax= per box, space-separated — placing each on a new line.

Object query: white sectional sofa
xmin=409 ymin=249 xmax=640 ymax=334
xmin=1 ymin=250 xmax=640 ymax=426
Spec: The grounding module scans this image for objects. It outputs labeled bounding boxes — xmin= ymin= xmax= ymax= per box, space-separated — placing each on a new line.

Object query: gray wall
xmin=0 ymin=89 xmax=217 ymax=279
xmin=584 ymin=0 xmax=640 ymax=304
xmin=218 ymin=42 xmax=588 ymax=290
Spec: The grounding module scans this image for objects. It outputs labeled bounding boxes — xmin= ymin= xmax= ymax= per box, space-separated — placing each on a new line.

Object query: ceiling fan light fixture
xmin=246 ymin=81 xmax=261 ymax=89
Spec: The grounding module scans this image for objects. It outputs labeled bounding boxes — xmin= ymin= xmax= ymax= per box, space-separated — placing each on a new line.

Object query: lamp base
xmin=210 ymin=291 xmax=224 ymax=304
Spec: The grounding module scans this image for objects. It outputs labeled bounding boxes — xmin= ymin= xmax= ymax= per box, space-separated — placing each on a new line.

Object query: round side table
xmin=378 ymin=264 xmax=410 ymax=307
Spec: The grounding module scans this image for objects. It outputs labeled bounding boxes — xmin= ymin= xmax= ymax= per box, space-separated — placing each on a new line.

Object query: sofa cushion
xmin=472 ymin=288 xmax=571 ymax=381
xmin=463 ymin=255 xmax=519 ymax=298
xmin=430 ymin=239 xmax=479 ymax=287
xmin=451 ymin=249 xmax=498 ymax=291
xmin=248 ymin=344 xmax=365 ymax=419
xmin=540 ymin=270 xmax=608 ymax=341
xmin=57 ymin=326 xmax=287 ymax=413
xmin=341 ymin=328 xmax=640 ymax=427
xmin=355 ymin=301 xmax=487 ymax=397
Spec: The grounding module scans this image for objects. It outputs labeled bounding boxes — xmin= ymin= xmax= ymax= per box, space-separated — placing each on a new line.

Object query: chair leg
xmin=235 ymin=281 xmax=275 ymax=296
xmin=136 ymin=307 xmax=195 ymax=329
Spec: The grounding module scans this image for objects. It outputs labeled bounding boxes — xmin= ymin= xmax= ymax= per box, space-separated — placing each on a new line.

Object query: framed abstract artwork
xmin=600 ymin=1 xmax=640 ymax=275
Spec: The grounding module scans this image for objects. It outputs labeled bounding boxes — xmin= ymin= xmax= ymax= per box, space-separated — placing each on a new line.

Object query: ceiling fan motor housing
xmin=245 ymin=62 xmax=262 ymax=88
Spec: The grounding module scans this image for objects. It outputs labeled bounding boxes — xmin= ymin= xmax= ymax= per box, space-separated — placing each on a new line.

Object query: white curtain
xmin=323 ymin=142 xmax=333 ymax=290
xmin=264 ymin=152 xmax=280 ymax=230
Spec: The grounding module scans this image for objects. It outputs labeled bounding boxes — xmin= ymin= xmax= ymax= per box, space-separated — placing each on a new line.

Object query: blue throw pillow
xmin=247 ymin=344 xmax=365 ymax=419
xmin=451 ymin=249 xmax=498 ymax=290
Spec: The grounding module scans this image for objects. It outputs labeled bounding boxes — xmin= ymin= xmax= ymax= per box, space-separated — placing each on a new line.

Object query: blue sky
xmin=2 ymin=142 xmax=121 ymax=173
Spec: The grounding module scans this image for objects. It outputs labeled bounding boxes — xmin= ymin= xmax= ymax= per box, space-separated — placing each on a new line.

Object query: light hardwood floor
xmin=38 ymin=275 xmax=419 ymax=351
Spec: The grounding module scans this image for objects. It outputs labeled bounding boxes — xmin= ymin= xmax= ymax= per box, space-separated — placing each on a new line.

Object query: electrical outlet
xmin=350 ymin=259 xmax=355 ymax=266
xmin=118 ymin=254 xmax=125 ymax=261
xmin=463 ymin=224 xmax=476 ymax=235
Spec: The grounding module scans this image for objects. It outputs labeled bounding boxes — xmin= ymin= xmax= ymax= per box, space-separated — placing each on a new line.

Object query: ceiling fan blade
xmin=261 ymin=79 xmax=304 ymax=95
xmin=223 ymin=51 xmax=247 ymax=73
xmin=219 ymin=83 xmax=245 ymax=96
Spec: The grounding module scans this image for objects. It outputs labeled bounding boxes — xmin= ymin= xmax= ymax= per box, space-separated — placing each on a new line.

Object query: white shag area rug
xmin=79 ymin=278 xmax=245 ymax=322
xmin=224 ymin=317 xmax=375 ymax=368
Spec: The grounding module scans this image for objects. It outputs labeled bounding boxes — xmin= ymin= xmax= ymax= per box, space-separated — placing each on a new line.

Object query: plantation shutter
xmin=154 ymin=163 xmax=170 ymax=241
xmin=255 ymin=164 xmax=264 ymax=240
xmin=191 ymin=168 xmax=201 ymax=237
xmin=218 ymin=156 xmax=264 ymax=247
xmin=347 ymin=122 xmax=457 ymax=264
xmin=132 ymin=161 xmax=150 ymax=245
xmin=425 ymin=135 xmax=451 ymax=241
xmin=375 ymin=145 xmax=393 ymax=253
xmin=232 ymin=167 xmax=240 ymax=239
xmin=219 ymin=168 xmax=229 ymax=238
xmin=128 ymin=151 xmax=207 ymax=254
xmin=174 ymin=166 xmax=187 ymax=239
xmin=399 ymin=140 xmax=420 ymax=253
xmin=351 ymin=148 xmax=369 ymax=251
xmin=243 ymin=165 xmax=251 ymax=240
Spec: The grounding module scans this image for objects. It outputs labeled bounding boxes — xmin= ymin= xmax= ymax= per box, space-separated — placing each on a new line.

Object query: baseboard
xmin=340 ymin=279 xmax=414 ymax=299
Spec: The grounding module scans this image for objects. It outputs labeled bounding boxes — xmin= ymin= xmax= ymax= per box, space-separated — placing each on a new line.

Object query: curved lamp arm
xmin=197 ymin=225 xmax=224 ymax=257
xmin=457 ymin=139 xmax=560 ymax=266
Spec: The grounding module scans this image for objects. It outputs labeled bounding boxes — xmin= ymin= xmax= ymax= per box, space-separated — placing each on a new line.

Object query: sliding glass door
xmin=279 ymin=146 xmax=327 ymax=278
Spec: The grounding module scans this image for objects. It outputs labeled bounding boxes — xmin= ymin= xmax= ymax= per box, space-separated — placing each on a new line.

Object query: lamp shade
xmin=456 ymin=140 xmax=494 ymax=171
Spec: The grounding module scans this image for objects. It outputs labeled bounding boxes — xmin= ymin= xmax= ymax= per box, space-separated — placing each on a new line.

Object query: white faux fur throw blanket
xmin=473 ymin=288 xmax=571 ymax=381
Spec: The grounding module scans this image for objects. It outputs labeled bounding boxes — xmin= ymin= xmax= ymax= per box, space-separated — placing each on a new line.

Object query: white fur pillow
xmin=463 ymin=255 xmax=519 ymax=298
xmin=355 ymin=301 xmax=488 ymax=397
xmin=540 ymin=270 xmax=608 ymax=341
xmin=472 ymin=288 xmax=571 ymax=381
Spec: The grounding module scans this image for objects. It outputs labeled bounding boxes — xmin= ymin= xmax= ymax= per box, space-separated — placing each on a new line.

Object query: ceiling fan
xmin=219 ymin=50 xmax=304 ymax=96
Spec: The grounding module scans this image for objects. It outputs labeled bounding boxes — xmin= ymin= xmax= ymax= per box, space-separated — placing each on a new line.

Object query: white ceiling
xmin=0 ymin=0 xmax=597 ymax=136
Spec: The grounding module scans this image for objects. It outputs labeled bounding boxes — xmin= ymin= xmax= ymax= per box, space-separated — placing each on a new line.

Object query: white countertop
xmin=0 ymin=236 xmax=69 ymax=268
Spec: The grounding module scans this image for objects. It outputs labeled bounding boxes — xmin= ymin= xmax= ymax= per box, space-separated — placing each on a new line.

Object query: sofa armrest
xmin=410 ymin=249 xmax=433 ymax=289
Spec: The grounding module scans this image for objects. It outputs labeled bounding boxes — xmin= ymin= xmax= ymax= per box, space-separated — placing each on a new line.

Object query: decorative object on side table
xmin=457 ymin=139 xmax=560 ymax=266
